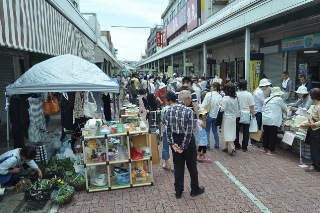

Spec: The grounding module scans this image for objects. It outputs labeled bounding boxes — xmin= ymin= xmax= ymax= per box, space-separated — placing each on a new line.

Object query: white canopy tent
xmin=5 ymin=54 xmax=119 ymax=149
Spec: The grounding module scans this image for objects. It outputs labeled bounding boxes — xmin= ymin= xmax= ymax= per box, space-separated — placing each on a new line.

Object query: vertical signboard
xmin=201 ymin=0 xmax=206 ymax=24
xmin=162 ymin=29 xmax=167 ymax=47
xmin=249 ymin=60 xmax=261 ymax=92
xmin=156 ymin=32 xmax=161 ymax=46
xmin=187 ymin=0 xmax=198 ymax=32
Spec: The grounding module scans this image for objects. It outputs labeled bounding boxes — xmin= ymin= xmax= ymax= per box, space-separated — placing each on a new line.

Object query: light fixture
xmin=304 ymin=50 xmax=319 ymax=54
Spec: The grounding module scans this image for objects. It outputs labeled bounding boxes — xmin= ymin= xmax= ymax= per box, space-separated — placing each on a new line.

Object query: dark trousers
xmin=171 ymin=133 xmax=199 ymax=193
xmin=309 ymin=128 xmax=320 ymax=169
xmin=234 ymin=117 xmax=250 ymax=150
xmin=262 ymin=125 xmax=278 ymax=151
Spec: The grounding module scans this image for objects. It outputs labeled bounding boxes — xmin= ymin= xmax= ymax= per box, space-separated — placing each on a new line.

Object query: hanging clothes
xmin=102 ymin=93 xmax=111 ymax=121
xmin=73 ymin=92 xmax=84 ymax=122
xmin=9 ymin=94 xmax=30 ymax=148
xmin=60 ymin=92 xmax=74 ymax=131
xmin=28 ymin=96 xmax=47 ymax=143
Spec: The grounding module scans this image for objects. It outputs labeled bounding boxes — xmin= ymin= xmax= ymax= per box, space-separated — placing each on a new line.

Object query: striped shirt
xmin=165 ymin=104 xmax=194 ymax=149
xmin=175 ymin=86 xmax=198 ymax=107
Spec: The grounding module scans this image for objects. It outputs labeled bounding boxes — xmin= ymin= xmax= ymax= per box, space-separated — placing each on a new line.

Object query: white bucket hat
xmin=199 ymin=108 xmax=208 ymax=115
xmin=270 ymin=87 xmax=284 ymax=96
xmin=159 ymin=82 xmax=167 ymax=90
xmin=295 ymin=86 xmax=309 ymax=94
xmin=259 ymin=78 xmax=272 ymax=87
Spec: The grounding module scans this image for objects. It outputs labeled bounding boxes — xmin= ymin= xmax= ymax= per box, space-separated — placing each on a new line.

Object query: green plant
xmin=51 ymin=185 xmax=74 ymax=206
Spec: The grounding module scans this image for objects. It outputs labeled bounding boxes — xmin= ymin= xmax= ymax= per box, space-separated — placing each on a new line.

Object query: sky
xmin=80 ymin=0 xmax=167 ymax=62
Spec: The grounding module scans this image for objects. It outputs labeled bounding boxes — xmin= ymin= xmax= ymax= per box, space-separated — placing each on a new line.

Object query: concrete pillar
xmin=203 ymin=43 xmax=207 ymax=77
xmin=158 ymin=60 xmax=160 ymax=73
xmin=183 ymin=51 xmax=186 ymax=76
xmin=245 ymin=27 xmax=250 ymax=83
xmin=171 ymin=55 xmax=174 ymax=74
xmin=163 ymin=58 xmax=166 ymax=73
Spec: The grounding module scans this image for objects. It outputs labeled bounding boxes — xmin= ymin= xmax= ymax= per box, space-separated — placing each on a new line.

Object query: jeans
xmin=234 ymin=117 xmax=250 ymax=150
xmin=206 ymin=116 xmax=219 ymax=148
xmin=162 ymin=134 xmax=170 ymax=160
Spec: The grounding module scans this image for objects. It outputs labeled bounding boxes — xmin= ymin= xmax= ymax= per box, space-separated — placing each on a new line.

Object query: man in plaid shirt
xmin=165 ymin=90 xmax=205 ymax=199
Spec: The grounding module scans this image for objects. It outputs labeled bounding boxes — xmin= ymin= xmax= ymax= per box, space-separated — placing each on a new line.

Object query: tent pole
xmin=5 ymin=94 xmax=10 ymax=150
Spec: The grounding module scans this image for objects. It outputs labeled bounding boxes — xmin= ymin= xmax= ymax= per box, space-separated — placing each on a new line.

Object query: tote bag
xmin=203 ymin=93 xmax=212 ymax=113
xmin=43 ymin=93 xmax=60 ymax=115
xmin=83 ymin=92 xmax=97 ymax=118
xmin=240 ymin=110 xmax=251 ymax=124
xmin=215 ymin=108 xmax=224 ymax=127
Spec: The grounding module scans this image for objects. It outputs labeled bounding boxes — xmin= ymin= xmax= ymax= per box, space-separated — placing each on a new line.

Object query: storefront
xmin=282 ymin=33 xmax=320 ymax=89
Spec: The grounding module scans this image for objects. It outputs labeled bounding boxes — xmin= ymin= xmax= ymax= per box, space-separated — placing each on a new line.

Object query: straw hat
xmin=159 ymin=82 xmax=167 ymax=90
xmin=270 ymin=87 xmax=284 ymax=96
xmin=259 ymin=78 xmax=272 ymax=87
xmin=295 ymin=86 xmax=309 ymax=94
xmin=199 ymin=108 xmax=208 ymax=115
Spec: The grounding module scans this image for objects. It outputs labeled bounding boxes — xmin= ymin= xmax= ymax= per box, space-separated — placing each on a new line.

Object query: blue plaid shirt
xmin=165 ymin=104 xmax=194 ymax=149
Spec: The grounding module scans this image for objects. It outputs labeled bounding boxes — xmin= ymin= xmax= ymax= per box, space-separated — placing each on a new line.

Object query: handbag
xmin=43 ymin=93 xmax=60 ymax=115
xmin=240 ymin=110 xmax=251 ymax=124
xmin=215 ymin=108 xmax=224 ymax=127
xmin=83 ymin=92 xmax=97 ymax=118
xmin=203 ymin=93 xmax=212 ymax=113
xmin=250 ymin=130 xmax=263 ymax=142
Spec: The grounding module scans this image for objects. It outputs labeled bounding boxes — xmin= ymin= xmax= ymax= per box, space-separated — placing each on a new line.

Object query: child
xmin=196 ymin=108 xmax=211 ymax=163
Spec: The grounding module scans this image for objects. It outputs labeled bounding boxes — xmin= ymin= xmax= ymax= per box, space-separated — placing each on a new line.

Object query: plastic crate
xmin=24 ymin=188 xmax=53 ymax=201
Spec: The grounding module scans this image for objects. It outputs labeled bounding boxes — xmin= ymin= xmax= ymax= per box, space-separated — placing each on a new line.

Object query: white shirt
xmin=221 ymin=96 xmax=238 ymax=118
xmin=192 ymin=84 xmax=202 ymax=104
xmin=0 ymin=148 xmax=38 ymax=175
xmin=262 ymin=96 xmax=287 ymax=127
xmin=237 ymin=90 xmax=254 ymax=117
xmin=254 ymin=88 xmax=266 ymax=113
xmin=150 ymin=83 xmax=155 ymax=94
xmin=201 ymin=91 xmax=222 ymax=118
xmin=199 ymin=81 xmax=207 ymax=91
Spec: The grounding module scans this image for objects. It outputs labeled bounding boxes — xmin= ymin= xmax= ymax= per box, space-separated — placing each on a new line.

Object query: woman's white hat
xmin=270 ymin=87 xmax=284 ymax=96
xmin=159 ymin=82 xmax=167 ymax=89
xmin=295 ymin=86 xmax=309 ymax=94
xmin=259 ymin=78 xmax=272 ymax=87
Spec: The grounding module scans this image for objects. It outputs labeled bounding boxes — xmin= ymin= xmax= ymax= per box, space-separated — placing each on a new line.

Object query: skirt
xmin=222 ymin=116 xmax=236 ymax=141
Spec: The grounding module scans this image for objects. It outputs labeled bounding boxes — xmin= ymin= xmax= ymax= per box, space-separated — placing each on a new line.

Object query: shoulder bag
xmin=43 ymin=93 xmax=60 ymax=115
xmin=83 ymin=92 xmax=97 ymax=118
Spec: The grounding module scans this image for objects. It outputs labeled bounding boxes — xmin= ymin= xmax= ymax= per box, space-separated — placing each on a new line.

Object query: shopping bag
xmin=83 ymin=92 xmax=97 ymax=118
xmin=215 ymin=108 xmax=224 ymax=127
xmin=203 ymin=93 xmax=212 ymax=113
xmin=249 ymin=117 xmax=258 ymax=132
xmin=250 ymin=130 xmax=263 ymax=142
xmin=240 ymin=110 xmax=251 ymax=124
xmin=43 ymin=93 xmax=60 ymax=115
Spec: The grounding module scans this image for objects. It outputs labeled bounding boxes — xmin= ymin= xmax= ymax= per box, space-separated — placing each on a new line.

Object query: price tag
xmin=282 ymin=131 xmax=295 ymax=145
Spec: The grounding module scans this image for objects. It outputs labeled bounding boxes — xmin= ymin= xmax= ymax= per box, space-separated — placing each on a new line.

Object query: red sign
xmin=162 ymin=29 xmax=167 ymax=47
xmin=156 ymin=32 xmax=161 ymax=46
xmin=187 ymin=0 xmax=198 ymax=32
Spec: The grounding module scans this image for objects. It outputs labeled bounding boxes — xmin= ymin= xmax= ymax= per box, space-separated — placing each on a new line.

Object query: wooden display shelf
xmin=88 ymin=185 xmax=109 ymax=192
xmin=132 ymin=178 xmax=152 ymax=187
xmin=109 ymin=159 xmax=130 ymax=164
xmin=120 ymin=113 xmax=138 ymax=117
xmin=83 ymin=135 xmax=105 ymax=140
xmin=84 ymin=160 xmax=106 ymax=166
xmin=131 ymin=156 xmax=151 ymax=162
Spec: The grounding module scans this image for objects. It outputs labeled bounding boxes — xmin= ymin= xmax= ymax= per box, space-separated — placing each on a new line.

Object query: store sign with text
xmin=282 ymin=33 xmax=320 ymax=51
xmin=156 ymin=32 xmax=161 ymax=46
xmin=166 ymin=5 xmax=187 ymax=38
xmin=187 ymin=0 xmax=198 ymax=32
xmin=249 ymin=60 xmax=261 ymax=92
xmin=162 ymin=29 xmax=167 ymax=47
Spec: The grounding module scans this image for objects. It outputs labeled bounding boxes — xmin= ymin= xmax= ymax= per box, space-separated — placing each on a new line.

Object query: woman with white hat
xmin=261 ymin=87 xmax=287 ymax=155
xmin=289 ymin=85 xmax=312 ymax=113
xmin=252 ymin=78 xmax=272 ymax=147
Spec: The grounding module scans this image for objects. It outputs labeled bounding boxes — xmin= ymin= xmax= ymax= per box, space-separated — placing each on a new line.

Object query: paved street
xmin=56 ymin=137 xmax=320 ymax=213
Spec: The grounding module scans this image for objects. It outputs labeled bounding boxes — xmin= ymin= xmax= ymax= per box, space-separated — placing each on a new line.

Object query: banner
xmin=167 ymin=66 xmax=173 ymax=77
xmin=187 ymin=0 xmax=198 ymax=32
xmin=249 ymin=60 xmax=261 ymax=92
xmin=156 ymin=32 xmax=161 ymax=46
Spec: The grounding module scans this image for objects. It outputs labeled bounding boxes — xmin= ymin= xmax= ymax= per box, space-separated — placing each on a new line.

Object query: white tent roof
xmin=6 ymin=54 xmax=119 ymax=95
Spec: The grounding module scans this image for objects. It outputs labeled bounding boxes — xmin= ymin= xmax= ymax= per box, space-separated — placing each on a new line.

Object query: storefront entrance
xmin=297 ymin=50 xmax=320 ymax=89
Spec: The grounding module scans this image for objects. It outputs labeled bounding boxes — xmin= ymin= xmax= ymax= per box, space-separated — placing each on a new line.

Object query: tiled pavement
xmin=56 ymin=138 xmax=320 ymax=213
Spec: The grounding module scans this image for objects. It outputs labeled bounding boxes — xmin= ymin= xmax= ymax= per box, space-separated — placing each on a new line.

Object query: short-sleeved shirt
xmin=154 ymin=89 xmax=167 ymax=107
xmin=175 ymin=86 xmax=197 ymax=108
xmin=237 ymin=90 xmax=254 ymax=117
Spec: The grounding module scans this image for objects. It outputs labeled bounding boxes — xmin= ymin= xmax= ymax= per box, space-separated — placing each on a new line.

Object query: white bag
xmin=249 ymin=117 xmax=258 ymax=132
xmin=83 ymin=92 xmax=97 ymax=118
